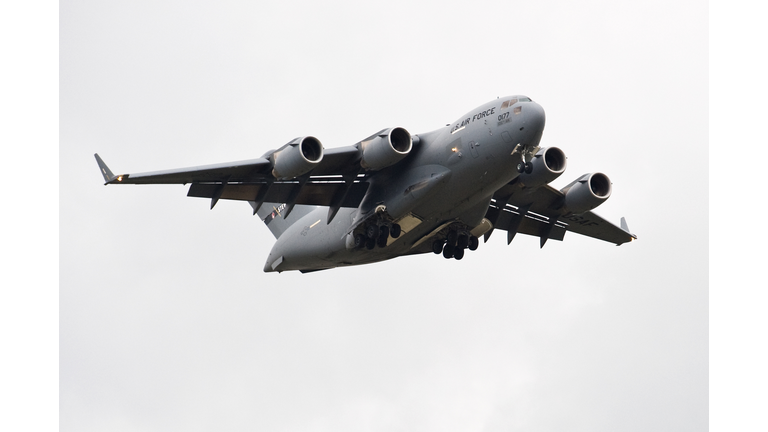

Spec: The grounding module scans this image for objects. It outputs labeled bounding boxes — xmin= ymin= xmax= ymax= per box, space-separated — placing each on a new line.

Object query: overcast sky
xmin=56 ymin=1 xmax=710 ymax=431
xmin=42 ymin=0 xmax=723 ymax=430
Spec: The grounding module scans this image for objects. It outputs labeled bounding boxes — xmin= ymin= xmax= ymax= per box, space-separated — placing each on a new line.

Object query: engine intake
xmin=360 ymin=127 xmax=413 ymax=171
xmin=518 ymin=147 xmax=567 ymax=188
xmin=561 ymin=172 xmax=612 ymax=214
xmin=271 ymin=136 xmax=324 ymax=179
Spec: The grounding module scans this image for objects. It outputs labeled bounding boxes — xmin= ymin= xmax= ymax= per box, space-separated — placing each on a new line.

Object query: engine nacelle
xmin=518 ymin=147 xmax=567 ymax=188
xmin=561 ymin=172 xmax=612 ymax=214
xmin=271 ymin=136 xmax=324 ymax=179
xmin=360 ymin=127 xmax=413 ymax=171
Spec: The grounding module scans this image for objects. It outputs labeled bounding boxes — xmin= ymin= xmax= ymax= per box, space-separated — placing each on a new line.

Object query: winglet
xmin=620 ymin=217 xmax=638 ymax=242
xmin=620 ymin=217 xmax=631 ymax=233
xmin=94 ymin=153 xmax=118 ymax=184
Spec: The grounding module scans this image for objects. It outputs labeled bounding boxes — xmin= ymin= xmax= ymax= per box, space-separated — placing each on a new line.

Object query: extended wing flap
xmin=518 ymin=217 xmax=567 ymax=241
xmin=497 ymin=184 xmax=564 ymax=215
xmin=186 ymin=182 xmax=369 ymax=208
xmin=488 ymin=205 xmax=567 ymax=243
xmin=95 ymin=147 xmax=369 ymax=217
xmin=489 ymin=183 xmax=635 ymax=246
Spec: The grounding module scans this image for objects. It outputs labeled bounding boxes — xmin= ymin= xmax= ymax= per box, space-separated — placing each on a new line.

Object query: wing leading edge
xmin=94 ymin=145 xmax=362 ymax=185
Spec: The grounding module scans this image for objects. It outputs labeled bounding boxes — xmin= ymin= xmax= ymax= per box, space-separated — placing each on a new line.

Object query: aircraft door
xmin=469 ymin=141 xmax=480 ymax=158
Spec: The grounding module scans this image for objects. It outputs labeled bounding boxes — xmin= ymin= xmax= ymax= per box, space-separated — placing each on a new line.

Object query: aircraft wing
xmin=94 ymin=146 xmax=368 ymax=217
xmin=486 ymin=183 xmax=637 ymax=247
xmin=95 ymin=146 xmax=362 ymax=185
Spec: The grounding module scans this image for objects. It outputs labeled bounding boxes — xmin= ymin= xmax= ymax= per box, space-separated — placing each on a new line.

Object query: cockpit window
xmin=501 ymin=96 xmax=532 ymax=110
xmin=501 ymin=99 xmax=517 ymax=109
xmin=501 ymin=96 xmax=533 ymax=113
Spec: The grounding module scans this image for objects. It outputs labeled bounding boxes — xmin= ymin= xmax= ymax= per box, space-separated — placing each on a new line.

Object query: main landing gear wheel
xmin=362 ymin=223 xmax=399 ymax=249
xmin=432 ymin=240 xmax=444 ymax=254
xmin=366 ymin=225 xmax=378 ymax=239
xmin=354 ymin=233 xmax=366 ymax=249
xmin=390 ymin=223 xmax=401 ymax=239
xmin=437 ymin=230 xmax=479 ymax=259
xmin=468 ymin=235 xmax=479 ymax=251
xmin=453 ymin=247 xmax=464 ymax=260
xmin=446 ymin=230 xmax=458 ymax=245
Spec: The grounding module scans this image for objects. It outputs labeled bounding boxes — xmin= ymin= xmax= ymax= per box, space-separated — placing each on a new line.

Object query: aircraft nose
xmin=526 ymin=102 xmax=546 ymax=133
xmin=522 ymin=102 xmax=546 ymax=145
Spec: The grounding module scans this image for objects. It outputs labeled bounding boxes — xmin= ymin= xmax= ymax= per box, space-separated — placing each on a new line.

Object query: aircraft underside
xmin=95 ymin=95 xmax=636 ymax=273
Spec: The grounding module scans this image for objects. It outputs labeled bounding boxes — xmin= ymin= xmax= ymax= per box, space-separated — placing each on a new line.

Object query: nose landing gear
xmin=517 ymin=161 xmax=533 ymax=174
xmin=514 ymin=143 xmax=538 ymax=174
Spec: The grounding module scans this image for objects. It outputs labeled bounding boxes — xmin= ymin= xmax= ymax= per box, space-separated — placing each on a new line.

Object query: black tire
xmin=457 ymin=234 xmax=468 ymax=249
xmin=468 ymin=235 xmax=479 ymax=251
xmin=454 ymin=247 xmax=464 ymax=260
xmin=443 ymin=244 xmax=454 ymax=259
xmin=446 ymin=230 xmax=458 ymax=246
xmin=517 ymin=162 xmax=526 ymax=173
xmin=379 ymin=225 xmax=390 ymax=238
xmin=432 ymin=240 xmax=444 ymax=254
xmin=524 ymin=162 xmax=533 ymax=174
xmin=366 ymin=225 xmax=378 ymax=239
xmin=377 ymin=235 xmax=388 ymax=248
xmin=390 ymin=224 xmax=402 ymax=238
xmin=354 ymin=234 xmax=366 ymax=249
xmin=365 ymin=238 xmax=375 ymax=250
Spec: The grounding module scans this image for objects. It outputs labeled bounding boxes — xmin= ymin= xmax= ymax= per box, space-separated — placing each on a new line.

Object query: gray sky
xmin=53 ymin=0 xmax=716 ymax=430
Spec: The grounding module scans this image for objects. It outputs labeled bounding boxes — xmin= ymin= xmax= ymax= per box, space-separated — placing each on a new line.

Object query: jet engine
xmin=517 ymin=147 xmax=567 ymax=188
xmin=270 ymin=136 xmax=324 ymax=179
xmin=561 ymin=172 xmax=612 ymax=214
xmin=359 ymin=127 xmax=413 ymax=171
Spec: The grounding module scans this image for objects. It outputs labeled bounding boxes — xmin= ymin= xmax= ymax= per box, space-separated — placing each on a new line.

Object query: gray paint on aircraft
xmin=95 ymin=96 xmax=635 ymax=273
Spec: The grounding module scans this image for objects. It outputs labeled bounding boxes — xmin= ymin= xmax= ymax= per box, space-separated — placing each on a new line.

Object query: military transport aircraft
xmin=95 ymin=96 xmax=636 ymax=273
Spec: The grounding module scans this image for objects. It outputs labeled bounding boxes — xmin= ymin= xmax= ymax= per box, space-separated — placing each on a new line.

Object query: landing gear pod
xmin=517 ymin=147 xmax=567 ymax=188
xmin=271 ymin=136 xmax=324 ymax=179
xmin=561 ymin=172 xmax=612 ymax=214
xmin=360 ymin=127 xmax=412 ymax=171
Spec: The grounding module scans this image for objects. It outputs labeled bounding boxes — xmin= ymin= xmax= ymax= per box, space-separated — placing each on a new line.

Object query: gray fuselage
xmin=263 ymin=96 xmax=546 ymax=272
